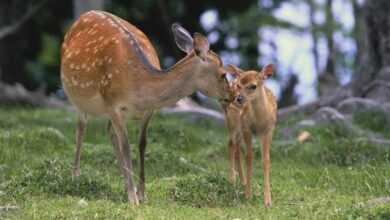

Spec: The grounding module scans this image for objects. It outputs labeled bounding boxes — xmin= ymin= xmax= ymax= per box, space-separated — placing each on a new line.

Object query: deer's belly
xmin=68 ymin=92 xmax=109 ymax=117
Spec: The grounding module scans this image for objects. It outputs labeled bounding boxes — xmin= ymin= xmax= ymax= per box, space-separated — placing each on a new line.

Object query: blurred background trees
xmin=0 ymin=0 xmax=388 ymax=109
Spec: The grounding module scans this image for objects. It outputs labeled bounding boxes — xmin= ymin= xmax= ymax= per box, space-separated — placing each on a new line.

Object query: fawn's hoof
xmin=264 ymin=199 xmax=272 ymax=207
xmin=264 ymin=194 xmax=272 ymax=207
xmin=240 ymin=176 xmax=247 ymax=185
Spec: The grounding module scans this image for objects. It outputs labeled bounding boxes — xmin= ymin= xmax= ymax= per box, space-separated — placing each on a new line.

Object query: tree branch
xmin=0 ymin=0 xmax=48 ymax=40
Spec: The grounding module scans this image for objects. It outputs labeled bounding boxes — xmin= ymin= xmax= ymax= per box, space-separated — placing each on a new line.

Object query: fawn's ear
xmin=193 ymin=33 xmax=210 ymax=61
xmin=172 ymin=23 xmax=194 ymax=54
xmin=226 ymin=64 xmax=243 ymax=79
xmin=260 ymin=63 xmax=274 ymax=80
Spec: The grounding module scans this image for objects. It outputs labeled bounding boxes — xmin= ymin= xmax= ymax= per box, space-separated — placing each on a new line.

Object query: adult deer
xmin=223 ymin=63 xmax=277 ymax=206
xmin=60 ymin=10 xmax=231 ymax=204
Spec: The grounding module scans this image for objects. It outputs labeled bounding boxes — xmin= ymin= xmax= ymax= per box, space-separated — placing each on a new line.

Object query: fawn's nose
xmin=235 ymin=96 xmax=247 ymax=105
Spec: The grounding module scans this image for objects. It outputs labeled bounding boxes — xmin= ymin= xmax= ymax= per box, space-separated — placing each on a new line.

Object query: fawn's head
xmin=226 ymin=63 xmax=275 ymax=105
xmin=172 ymin=24 xmax=232 ymax=104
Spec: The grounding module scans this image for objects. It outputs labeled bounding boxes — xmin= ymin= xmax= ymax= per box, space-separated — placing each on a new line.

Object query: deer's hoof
xmin=228 ymin=174 xmax=236 ymax=184
xmin=245 ymin=187 xmax=253 ymax=200
xmin=71 ymin=168 xmax=80 ymax=178
xmin=128 ymin=191 xmax=139 ymax=205
xmin=136 ymin=185 xmax=146 ymax=201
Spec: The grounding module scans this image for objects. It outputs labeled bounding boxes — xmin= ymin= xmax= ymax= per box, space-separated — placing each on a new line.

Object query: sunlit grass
xmin=0 ymin=106 xmax=389 ymax=219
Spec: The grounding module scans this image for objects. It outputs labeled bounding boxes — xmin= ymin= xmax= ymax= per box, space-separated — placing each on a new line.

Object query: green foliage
xmin=354 ymin=109 xmax=390 ymax=137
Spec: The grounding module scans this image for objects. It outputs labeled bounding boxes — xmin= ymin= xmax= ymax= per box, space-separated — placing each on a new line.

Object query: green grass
xmin=1 ymin=106 xmax=389 ymax=219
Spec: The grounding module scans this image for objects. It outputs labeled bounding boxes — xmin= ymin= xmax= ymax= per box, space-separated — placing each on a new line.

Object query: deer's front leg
xmin=262 ymin=131 xmax=273 ymax=206
xmin=109 ymin=110 xmax=138 ymax=205
xmin=137 ymin=110 xmax=153 ymax=201
xmin=72 ymin=113 xmax=87 ymax=178
xmin=106 ymin=121 xmax=128 ymax=186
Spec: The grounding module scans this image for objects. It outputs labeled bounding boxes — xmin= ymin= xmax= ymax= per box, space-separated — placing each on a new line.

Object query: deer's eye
xmin=221 ymin=73 xmax=227 ymax=79
xmin=250 ymin=84 xmax=257 ymax=90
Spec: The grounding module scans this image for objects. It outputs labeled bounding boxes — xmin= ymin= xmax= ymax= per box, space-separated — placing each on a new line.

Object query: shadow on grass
xmin=7 ymin=159 xmax=126 ymax=202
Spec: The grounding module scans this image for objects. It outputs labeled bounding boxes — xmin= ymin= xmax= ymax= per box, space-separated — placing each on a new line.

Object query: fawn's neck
xmin=250 ymin=86 xmax=271 ymax=115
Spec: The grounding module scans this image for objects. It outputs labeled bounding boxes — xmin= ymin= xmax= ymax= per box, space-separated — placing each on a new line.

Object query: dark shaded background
xmin=0 ymin=0 xmax=389 ymax=109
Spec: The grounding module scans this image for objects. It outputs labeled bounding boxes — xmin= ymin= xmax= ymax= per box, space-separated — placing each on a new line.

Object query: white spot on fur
xmin=66 ymin=52 xmax=73 ymax=59
xmin=71 ymin=77 xmax=78 ymax=86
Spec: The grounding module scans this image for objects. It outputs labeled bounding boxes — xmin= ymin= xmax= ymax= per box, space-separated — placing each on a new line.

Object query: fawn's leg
xmin=137 ymin=110 xmax=153 ymax=200
xmin=243 ymin=130 xmax=253 ymax=199
xmin=235 ymin=143 xmax=246 ymax=185
xmin=228 ymin=139 xmax=237 ymax=183
xmin=109 ymin=110 xmax=138 ymax=205
xmin=106 ymin=121 xmax=128 ymax=183
xmin=72 ymin=113 xmax=87 ymax=178
xmin=262 ymin=131 xmax=273 ymax=206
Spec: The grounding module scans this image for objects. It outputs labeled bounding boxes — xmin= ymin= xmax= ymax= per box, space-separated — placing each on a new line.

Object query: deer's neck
xmin=134 ymin=55 xmax=201 ymax=109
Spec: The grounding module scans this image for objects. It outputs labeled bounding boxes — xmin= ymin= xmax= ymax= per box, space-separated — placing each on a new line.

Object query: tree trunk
xmin=308 ymin=0 xmax=319 ymax=73
xmin=317 ymin=0 xmax=340 ymax=97
xmin=0 ymin=1 xmax=23 ymax=84
xmin=350 ymin=1 xmax=390 ymax=102
xmin=73 ymin=0 xmax=105 ymax=19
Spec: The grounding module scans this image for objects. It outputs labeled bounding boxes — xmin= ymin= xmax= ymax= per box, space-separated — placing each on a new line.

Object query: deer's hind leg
xmin=72 ymin=113 xmax=87 ymax=178
xmin=137 ymin=110 xmax=153 ymax=200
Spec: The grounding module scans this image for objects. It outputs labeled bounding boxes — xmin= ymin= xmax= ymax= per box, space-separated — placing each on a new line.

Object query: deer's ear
xmin=172 ymin=23 xmax=194 ymax=54
xmin=193 ymin=33 xmax=210 ymax=61
xmin=260 ymin=63 xmax=274 ymax=80
xmin=226 ymin=64 xmax=243 ymax=79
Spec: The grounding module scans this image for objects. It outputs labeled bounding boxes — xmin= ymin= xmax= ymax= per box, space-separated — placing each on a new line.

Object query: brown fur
xmin=224 ymin=64 xmax=277 ymax=206
xmin=61 ymin=10 xmax=232 ymax=205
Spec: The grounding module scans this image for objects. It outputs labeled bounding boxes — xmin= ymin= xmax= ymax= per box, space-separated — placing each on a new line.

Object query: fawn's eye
xmin=221 ymin=73 xmax=227 ymax=79
xmin=250 ymin=84 xmax=257 ymax=90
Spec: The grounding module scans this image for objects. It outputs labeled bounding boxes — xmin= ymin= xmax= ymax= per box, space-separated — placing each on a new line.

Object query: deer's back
xmin=60 ymin=11 xmax=160 ymax=116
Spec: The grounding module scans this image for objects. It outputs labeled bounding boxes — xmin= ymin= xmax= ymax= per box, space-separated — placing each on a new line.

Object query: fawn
xmin=60 ymin=11 xmax=232 ymax=204
xmin=223 ymin=63 xmax=277 ymax=206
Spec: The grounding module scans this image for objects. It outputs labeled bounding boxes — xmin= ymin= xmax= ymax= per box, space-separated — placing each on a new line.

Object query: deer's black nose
xmin=236 ymin=96 xmax=246 ymax=104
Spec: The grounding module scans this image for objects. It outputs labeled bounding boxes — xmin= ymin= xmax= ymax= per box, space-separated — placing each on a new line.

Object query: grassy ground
xmin=0 ymin=106 xmax=389 ymax=219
